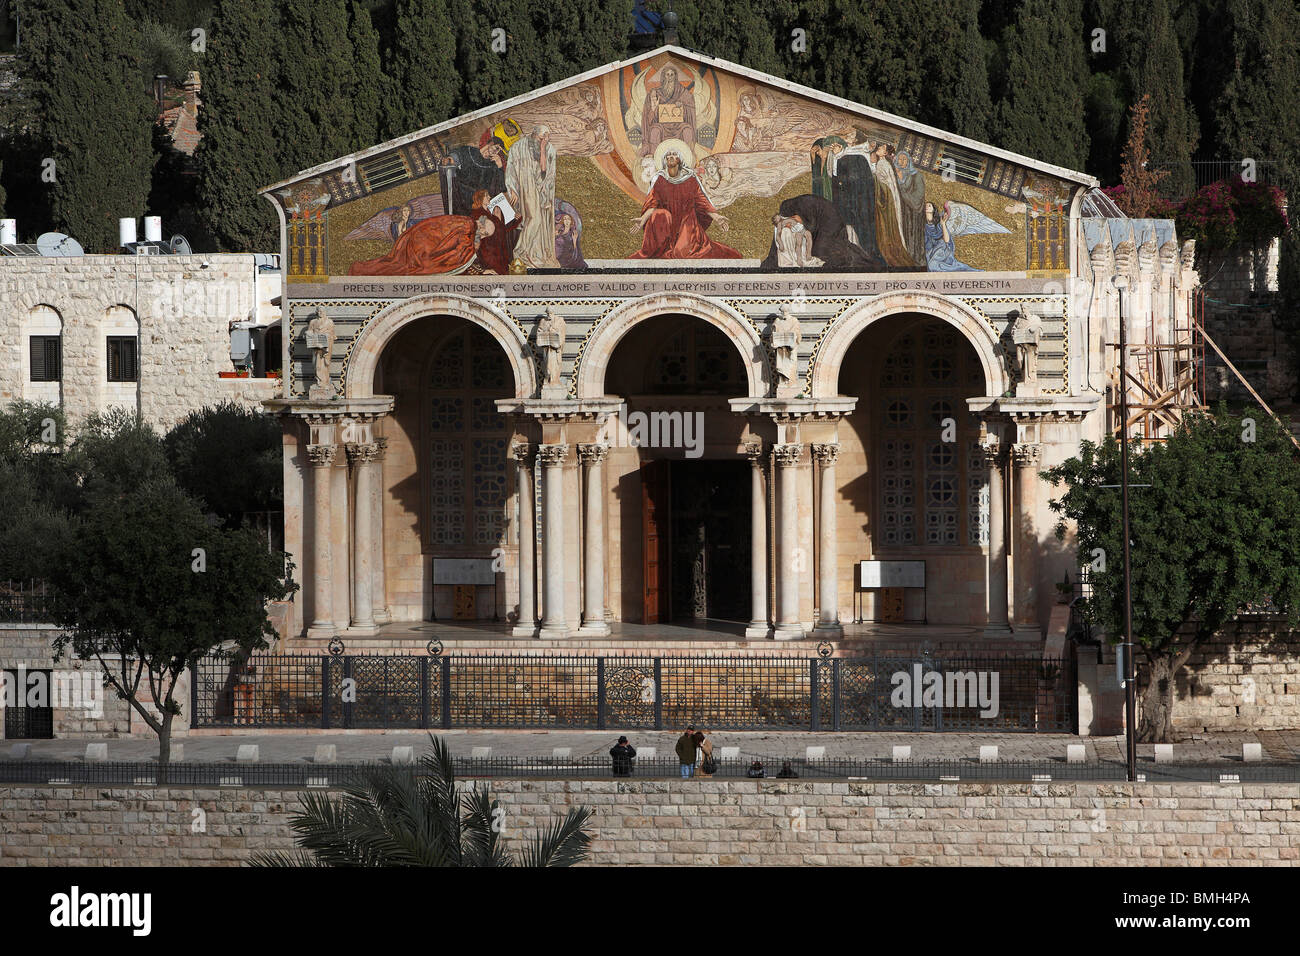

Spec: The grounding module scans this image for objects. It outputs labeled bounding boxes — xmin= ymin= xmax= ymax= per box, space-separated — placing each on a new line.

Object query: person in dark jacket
xmin=776 ymin=761 xmax=799 ymax=779
xmin=609 ymin=736 xmax=637 ymax=776
xmin=675 ymin=725 xmax=699 ymax=778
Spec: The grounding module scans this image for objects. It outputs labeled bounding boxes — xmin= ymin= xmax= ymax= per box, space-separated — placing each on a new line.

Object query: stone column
xmin=371 ymin=437 xmax=389 ymax=624
xmin=538 ymin=443 xmax=569 ymax=639
xmin=347 ymin=441 xmax=379 ymax=631
xmin=578 ymin=443 xmax=610 ymax=636
xmin=306 ymin=443 xmax=336 ymax=635
xmin=744 ymin=441 xmax=770 ymax=638
xmin=812 ymin=443 xmax=842 ymax=636
xmin=1012 ymin=442 xmax=1042 ymax=635
xmin=773 ymin=442 xmax=804 ymax=640
xmin=983 ymin=440 xmax=1012 ymax=635
xmin=511 ymin=443 xmax=537 ymax=637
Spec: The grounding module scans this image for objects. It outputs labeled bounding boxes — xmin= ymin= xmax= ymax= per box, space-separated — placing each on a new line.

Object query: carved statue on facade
xmin=536 ymin=307 xmax=566 ymax=393
xmin=771 ymin=303 xmax=801 ymax=395
xmin=1011 ymin=302 xmax=1041 ymax=393
xmin=306 ymin=308 xmax=336 ymax=399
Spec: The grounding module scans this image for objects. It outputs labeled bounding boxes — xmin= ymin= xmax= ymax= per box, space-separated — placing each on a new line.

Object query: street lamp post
xmin=1113 ymin=274 xmax=1137 ymax=782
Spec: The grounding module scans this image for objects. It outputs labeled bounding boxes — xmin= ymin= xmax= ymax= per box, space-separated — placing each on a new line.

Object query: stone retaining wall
xmin=1168 ymin=621 xmax=1300 ymax=733
xmin=2 ymin=780 xmax=1297 ymax=866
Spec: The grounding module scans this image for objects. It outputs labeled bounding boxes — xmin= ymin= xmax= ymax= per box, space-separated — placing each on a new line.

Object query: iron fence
xmin=191 ymin=651 xmax=1076 ymax=733
xmin=0 ymin=579 xmax=53 ymax=624
xmin=2 ymin=756 xmax=1298 ymax=787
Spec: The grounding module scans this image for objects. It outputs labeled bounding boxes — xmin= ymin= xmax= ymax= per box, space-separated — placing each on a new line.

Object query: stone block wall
xmin=0 ymin=627 xmax=188 ymax=739
xmin=2 ymin=780 xmax=1297 ymax=866
xmin=1165 ymin=620 xmax=1300 ymax=733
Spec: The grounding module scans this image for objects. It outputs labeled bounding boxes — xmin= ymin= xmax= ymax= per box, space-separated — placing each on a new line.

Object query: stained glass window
xmin=647 ymin=321 xmax=743 ymax=393
xmin=877 ymin=320 xmax=987 ymax=548
xmin=427 ymin=325 xmax=511 ymax=551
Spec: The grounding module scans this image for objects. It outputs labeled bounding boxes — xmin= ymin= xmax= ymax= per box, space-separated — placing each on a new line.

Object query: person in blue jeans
xmin=675 ymin=725 xmax=699 ymax=778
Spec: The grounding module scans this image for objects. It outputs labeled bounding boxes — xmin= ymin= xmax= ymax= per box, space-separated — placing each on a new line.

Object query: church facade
xmin=261 ymin=47 xmax=1200 ymax=646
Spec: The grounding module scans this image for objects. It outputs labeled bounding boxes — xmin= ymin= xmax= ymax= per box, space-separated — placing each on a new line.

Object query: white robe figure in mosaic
xmin=506 ymin=125 xmax=560 ymax=269
xmin=537 ymin=307 xmax=566 ymax=395
xmin=771 ymin=303 xmax=801 ymax=395
xmin=1012 ymin=302 xmax=1042 ymax=394
xmin=306 ymin=308 xmax=335 ymax=399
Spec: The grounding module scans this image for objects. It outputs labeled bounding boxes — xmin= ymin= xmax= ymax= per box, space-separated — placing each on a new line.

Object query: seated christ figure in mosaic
xmin=629 ymin=139 xmax=741 ymax=260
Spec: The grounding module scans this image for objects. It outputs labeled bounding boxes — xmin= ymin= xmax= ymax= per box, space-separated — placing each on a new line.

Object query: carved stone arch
xmin=809 ymin=291 xmax=1008 ymax=398
xmin=574 ymin=292 xmax=771 ymax=399
xmin=345 ymin=293 xmax=537 ymax=399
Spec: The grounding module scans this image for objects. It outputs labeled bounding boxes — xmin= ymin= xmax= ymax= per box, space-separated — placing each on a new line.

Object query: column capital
xmin=306 ymin=443 xmax=337 ymax=468
xmin=979 ymin=441 xmax=1005 ymax=469
xmin=538 ymin=443 xmax=569 ymax=466
xmin=373 ymin=436 xmax=388 ymax=459
xmin=811 ymin=442 xmax=840 ymax=465
xmin=772 ymin=442 xmax=804 ymax=467
xmin=743 ymin=439 xmax=765 ymax=462
xmin=1012 ymin=442 xmax=1042 ymax=468
xmin=511 ymin=441 xmax=536 ymax=463
xmin=577 ymin=442 xmax=609 ymax=464
xmin=346 ymin=441 xmax=380 ymax=465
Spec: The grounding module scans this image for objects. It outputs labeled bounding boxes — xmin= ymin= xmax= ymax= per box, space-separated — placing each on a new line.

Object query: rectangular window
xmin=29 ymin=335 xmax=61 ymax=382
xmin=107 ymin=336 xmax=138 ymax=382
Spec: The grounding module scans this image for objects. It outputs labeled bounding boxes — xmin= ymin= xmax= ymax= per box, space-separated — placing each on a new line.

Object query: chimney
xmin=183 ymin=71 xmax=201 ymax=116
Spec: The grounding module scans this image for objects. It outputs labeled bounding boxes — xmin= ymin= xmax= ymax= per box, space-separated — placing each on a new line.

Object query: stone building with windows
xmin=260 ymin=47 xmax=1201 ymax=648
xmin=0 ymin=252 xmax=283 ymax=430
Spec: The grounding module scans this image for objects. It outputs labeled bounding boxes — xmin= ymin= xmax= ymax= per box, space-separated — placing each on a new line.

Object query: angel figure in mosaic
xmin=923 ymin=200 xmax=1011 ymax=272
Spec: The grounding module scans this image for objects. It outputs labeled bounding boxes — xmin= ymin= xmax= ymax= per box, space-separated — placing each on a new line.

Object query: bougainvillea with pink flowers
xmin=1105 ymin=179 xmax=1289 ymax=254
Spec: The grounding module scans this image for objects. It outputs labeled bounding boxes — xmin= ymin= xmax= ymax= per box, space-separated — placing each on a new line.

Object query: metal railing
xmin=191 ymin=651 xmax=1076 ymax=733
xmin=2 ymin=756 xmax=1297 ymax=787
xmin=0 ymin=579 xmax=53 ymax=625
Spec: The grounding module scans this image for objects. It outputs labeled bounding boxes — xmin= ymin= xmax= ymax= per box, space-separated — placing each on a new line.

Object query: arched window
xmin=424 ymin=324 xmax=511 ymax=551
xmin=878 ymin=320 xmax=987 ymax=548
xmin=645 ymin=320 xmax=745 ymax=394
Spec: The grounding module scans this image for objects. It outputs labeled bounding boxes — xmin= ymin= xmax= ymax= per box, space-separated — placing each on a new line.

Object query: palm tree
xmin=252 ymin=735 xmax=593 ymax=867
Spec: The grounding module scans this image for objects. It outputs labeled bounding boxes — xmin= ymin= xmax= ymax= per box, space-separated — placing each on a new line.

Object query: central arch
xmin=575 ymin=292 xmax=771 ymax=399
xmin=810 ymin=291 xmax=1008 ymax=399
xmin=345 ymin=293 xmax=537 ymax=400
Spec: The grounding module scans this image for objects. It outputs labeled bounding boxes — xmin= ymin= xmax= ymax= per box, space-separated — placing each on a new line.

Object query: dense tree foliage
xmin=1044 ymin=408 xmax=1300 ymax=742
xmin=0 ymin=404 xmax=294 ymax=777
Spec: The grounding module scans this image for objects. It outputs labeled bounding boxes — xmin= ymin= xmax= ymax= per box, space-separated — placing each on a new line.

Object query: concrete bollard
xmin=168 ymin=743 xmax=184 ymax=763
xmin=1243 ymin=743 xmax=1262 ymax=763
xmin=313 ymin=744 xmax=337 ymax=764
xmin=84 ymin=743 xmax=108 ymax=762
xmin=470 ymin=746 xmax=491 ymax=758
xmin=391 ymin=746 xmax=415 ymax=765
xmin=1066 ymin=744 xmax=1086 ymax=764
xmin=720 ymin=746 xmax=739 ymax=760
xmin=979 ymin=745 xmax=998 ymax=763
xmin=892 ymin=745 xmax=912 ymax=762
xmin=805 ymin=745 xmax=826 ymax=760
xmin=1154 ymin=743 xmax=1173 ymax=764
xmin=552 ymin=747 xmax=571 ymax=758
xmin=638 ymin=747 xmax=656 ymax=759
xmin=236 ymin=744 xmax=259 ymax=763
xmin=9 ymin=743 xmax=31 ymax=759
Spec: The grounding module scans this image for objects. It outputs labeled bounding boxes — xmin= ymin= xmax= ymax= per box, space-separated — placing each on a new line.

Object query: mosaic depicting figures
xmin=300 ymin=52 xmax=1077 ymax=278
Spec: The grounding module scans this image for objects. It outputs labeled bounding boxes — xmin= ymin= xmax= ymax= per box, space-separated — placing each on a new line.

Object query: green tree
xmin=1044 ymin=408 xmax=1300 ymax=741
xmin=347 ymin=0 xmax=384 ymax=149
xmin=992 ymin=0 xmax=1089 ymax=170
xmin=195 ymin=0 xmax=281 ymax=251
xmin=19 ymin=0 xmax=156 ymax=251
xmin=1126 ymin=0 xmax=1197 ymax=197
xmin=253 ymin=736 xmax=593 ymax=867
xmin=46 ymin=476 xmax=293 ymax=780
xmin=164 ymin=401 xmax=283 ymax=529
xmin=276 ymin=0 xmax=363 ymax=173
xmin=1212 ymin=0 xmax=1300 ymax=189
xmin=383 ymin=0 xmax=459 ymax=139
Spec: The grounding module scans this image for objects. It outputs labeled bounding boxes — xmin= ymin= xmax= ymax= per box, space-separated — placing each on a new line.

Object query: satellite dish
xmin=169 ymin=234 xmax=192 ymax=255
xmin=36 ymin=232 xmax=84 ymax=257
